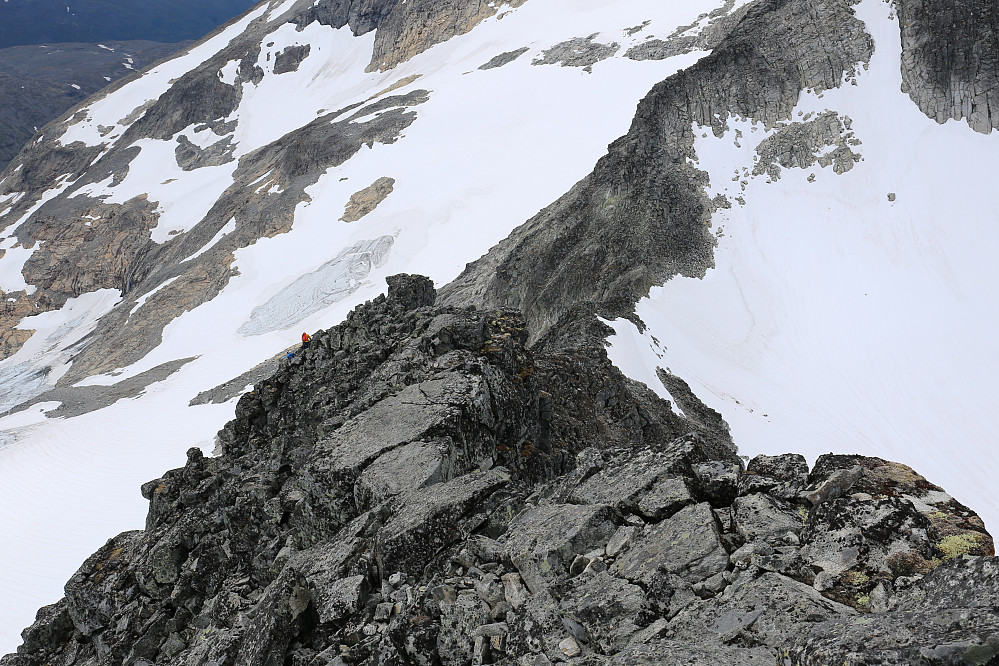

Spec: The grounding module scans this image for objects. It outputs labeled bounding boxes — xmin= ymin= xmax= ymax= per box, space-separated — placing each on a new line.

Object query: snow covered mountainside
xmin=0 ymin=0 xmax=996 ymax=655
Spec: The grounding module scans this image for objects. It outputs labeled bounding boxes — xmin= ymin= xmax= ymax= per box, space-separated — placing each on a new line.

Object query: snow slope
xmin=0 ymin=0 xmax=738 ymax=652
xmin=605 ymin=0 xmax=999 ymax=532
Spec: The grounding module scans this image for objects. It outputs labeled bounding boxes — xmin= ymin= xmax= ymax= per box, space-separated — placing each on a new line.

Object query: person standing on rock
xmin=301 ymin=332 xmax=312 ymax=350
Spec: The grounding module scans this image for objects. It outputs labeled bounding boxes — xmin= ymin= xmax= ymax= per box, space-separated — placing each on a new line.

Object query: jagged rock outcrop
xmin=439 ymin=0 xmax=874 ymax=346
xmin=3 ymin=275 xmax=994 ymax=666
xmin=897 ymin=0 xmax=999 ymax=133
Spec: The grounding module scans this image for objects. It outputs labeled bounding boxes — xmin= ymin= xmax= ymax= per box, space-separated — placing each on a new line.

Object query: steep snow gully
xmin=0 ymin=0 xmax=997 ymax=657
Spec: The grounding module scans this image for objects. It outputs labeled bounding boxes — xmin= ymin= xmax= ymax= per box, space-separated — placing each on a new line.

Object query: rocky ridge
xmin=3 ymin=275 xmax=995 ymax=666
xmin=0 ymin=0 xmax=525 ymax=400
xmin=439 ymin=0 xmax=875 ymax=346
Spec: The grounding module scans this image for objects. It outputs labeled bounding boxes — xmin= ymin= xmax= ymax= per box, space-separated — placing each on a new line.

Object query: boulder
xmin=559 ymin=571 xmax=650 ymax=652
xmin=739 ymin=453 xmax=809 ymax=499
xmin=664 ymin=572 xmax=856 ymax=647
xmin=375 ymin=469 xmax=510 ymax=576
xmin=613 ymin=502 xmax=729 ymax=586
xmin=731 ymin=493 xmax=804 ymax=543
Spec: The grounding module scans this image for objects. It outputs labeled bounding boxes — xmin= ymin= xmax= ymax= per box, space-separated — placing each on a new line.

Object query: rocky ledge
xmin=3 ymin=275 xmax=996 ymax=666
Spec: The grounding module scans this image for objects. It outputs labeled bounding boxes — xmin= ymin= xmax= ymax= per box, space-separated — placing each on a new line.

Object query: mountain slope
xmin=443 ymin=0 xmax=999 ymax=527
xmin=0 ymin=0 xmax=753 ymax=650
xmin=0 ymin=0 xmax=997 ymax=656
xmin=0 ymin=41 xmax=188 ymax=170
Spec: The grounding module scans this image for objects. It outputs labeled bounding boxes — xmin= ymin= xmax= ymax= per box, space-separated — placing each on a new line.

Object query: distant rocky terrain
xmin=0 ymin=41 xmax=186 ymax=169
xmin=2 ymin=275 xmax=995 ymax=665
xmin=0 ymin=0 xmax=258 ymax=49
xmin=0 ymin=0 xmax=260 ymax=169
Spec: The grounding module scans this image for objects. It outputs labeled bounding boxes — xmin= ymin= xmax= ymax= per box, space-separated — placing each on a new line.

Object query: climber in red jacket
xmin=301 ymin=332 xmax=312 ymax=350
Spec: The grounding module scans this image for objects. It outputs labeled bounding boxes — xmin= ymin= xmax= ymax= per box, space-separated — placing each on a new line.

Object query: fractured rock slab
xmin=613 ymin=502 xmax=728 ymax=586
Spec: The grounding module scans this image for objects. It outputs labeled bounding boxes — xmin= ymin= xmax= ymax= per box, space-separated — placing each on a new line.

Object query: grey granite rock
xmin=784 ymin=558 xmax=999 ymax=664
xmin=665 ymin=571 xmax=856 ymax=647
xmin=613 ymin=502 xmax=729 ymax=586
xmin=692 ymin=460 xmax=742 ymax=508
xmin=636 ymin=477 xmax=694 ymax=522
xmin=731 ymin=493 xmax=804 ymax=543
xmin=739 ymin=453 xmax=809 ymax=498
xmin=504 ymin=503 xmax=616 ymax=587
xmin=567 ymin=449 xmax=688 ymax=512
xmin=559 ymin=571 xmax=648 ymax=652
xmin=376 ymin=468 xmax=511 ymax=576
xmin=3 ymin=276 xmax=998 ymax=666
xmin=897 ymin=0 xmax=999 ymax=133
xmin=584 ymin=640 xmax=777 ymax=665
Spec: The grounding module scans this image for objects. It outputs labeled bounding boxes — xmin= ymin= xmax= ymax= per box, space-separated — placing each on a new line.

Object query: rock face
xmin=439 ymin=0 xmax=875 ymax=347
xmin=897 ymin=0 xmax=999 ymax=133
xmin=3 ymin=275 xmax=995 ymax=666
xmin=292 ymin=0 xmax=528 ymax=72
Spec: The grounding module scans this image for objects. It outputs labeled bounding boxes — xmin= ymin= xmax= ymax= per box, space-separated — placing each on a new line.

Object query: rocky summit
xmin=3 ymin=275 xmax=995 ymax=666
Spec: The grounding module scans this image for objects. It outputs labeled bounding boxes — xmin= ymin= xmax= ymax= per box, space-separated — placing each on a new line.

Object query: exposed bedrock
xmin=439 ymin=0 xmax=873 ymax=348
xmin=897 ymin=0 xmax=999 ymax=133
xmin=2 ymin=275 xmax=995 ymax=666
xmin=293 ymin=0 xmax=528 ymax=72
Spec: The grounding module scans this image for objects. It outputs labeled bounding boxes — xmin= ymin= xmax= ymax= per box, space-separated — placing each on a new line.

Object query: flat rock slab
xmin=569 ymin=452 xmax=681 ymax=510
xmin=315 ymin=374 xmax=475 ymax=476
xmin=376 ymin=468 xmax=509 ymax=575
xmin=504 ymin=503 xmax=616 ymax=586
xmin=613 ymin=502 xmax=728 ymax=585
xmin=731 ymin=493 xmax=803 ymax=542
xmin=355 ymin=439 xmax=450 ymax=509
xmin=665 ymin=572 xmax=856 ymax=648
xmin=636 ymin=476 xmax=694 ymax=521
xmin=306 ymin=574 xmax=366 ymax=624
